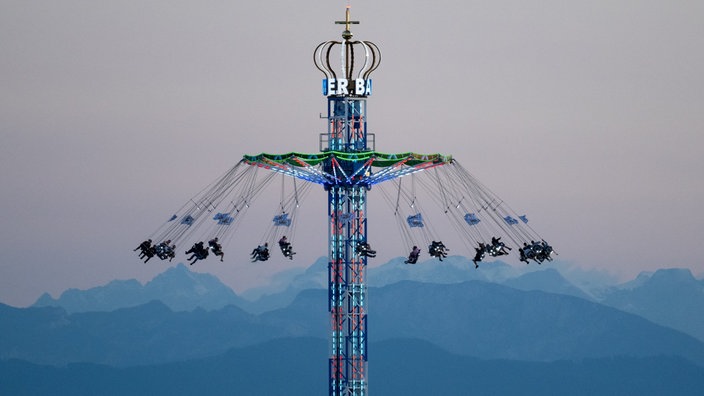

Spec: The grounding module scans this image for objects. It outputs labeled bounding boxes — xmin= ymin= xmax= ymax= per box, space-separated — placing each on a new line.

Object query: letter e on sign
xmin=337 ymin=79 xmax=348 ymax=95
xmin=328 ymin=79 xmax=337 ymax=96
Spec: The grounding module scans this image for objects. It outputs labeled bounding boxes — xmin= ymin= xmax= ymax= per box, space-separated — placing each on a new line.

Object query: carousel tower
xmin=314 ymin=7 xmax=378 ymax=395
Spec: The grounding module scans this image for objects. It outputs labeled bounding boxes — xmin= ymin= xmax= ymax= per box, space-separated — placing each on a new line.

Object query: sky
xmin=1 ymin=0 xmax=703 ymax=307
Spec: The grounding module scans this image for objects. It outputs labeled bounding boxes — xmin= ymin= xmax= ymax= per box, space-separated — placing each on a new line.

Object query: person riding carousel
xmin=405 ymin=246 xmax=421 ymax=264
xmin=208 ymin=238 xmax=224 ymax=262
xmin=472 ymin=242 xmax=486 ymax=268
xmin=428 ymin=241 xmax=448 ymax=261
xmin=531 ymin=240 xmax=554 ymax=264
xmin=356 ymin=241 xmax=376 ymax=258
xmin=538 ymin=240 xmax=554 ymax=262
xmin=278 ymin=236 xmax=295 ymax=259
xmin=251 ymin=243 xmax=270 ymax=262
xmin=519 ymin=242 xmax=531 ymax=264
xmin=488 ymin=236 xmax=511 ymax=256
xmin=134 ymin=239 xmax=152 ymax=254
xmin=165 ymin=243 xmax=176 ymax=262
xmin=135 ymin=239 xmax=155 ymax=263
xmin=155 ymin=240 xmax=176 ymax=262
xmin=186 ymin=241 xmax=209 ymax=265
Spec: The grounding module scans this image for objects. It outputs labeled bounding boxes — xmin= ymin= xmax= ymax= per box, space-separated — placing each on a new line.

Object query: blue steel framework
xmin=325 ymin=96 xmax=370 ymax=395
xmin=321 ymin=8 xmax=373 ymax=394
xmin=319 ymin=10 xmax=374 ymax=394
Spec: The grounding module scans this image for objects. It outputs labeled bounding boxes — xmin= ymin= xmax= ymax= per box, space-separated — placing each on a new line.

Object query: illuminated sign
xmin=323 ymin=78 xmax=372 ymax=96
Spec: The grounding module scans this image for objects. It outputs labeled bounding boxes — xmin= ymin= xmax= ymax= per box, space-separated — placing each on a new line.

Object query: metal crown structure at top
xmin=314 ymin=5 xmax=381 ymax=97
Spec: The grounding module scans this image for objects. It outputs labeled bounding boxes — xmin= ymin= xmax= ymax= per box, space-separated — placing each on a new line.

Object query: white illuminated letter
xmin=337 ymin=79 xmax=348 ymax=95
xmin=355 ymin=79 xmax=365 ymax=95
xmin=328 ymin=79 xmax=337 ymax=96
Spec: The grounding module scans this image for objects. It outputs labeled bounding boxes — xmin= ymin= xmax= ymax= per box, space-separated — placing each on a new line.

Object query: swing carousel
xmin=134 ymin=4 xmax=554 ymax=395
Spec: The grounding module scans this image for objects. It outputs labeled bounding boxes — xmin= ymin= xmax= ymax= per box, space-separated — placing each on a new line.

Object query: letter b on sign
xmin=355 ymin=79 xmax=366 ymax=95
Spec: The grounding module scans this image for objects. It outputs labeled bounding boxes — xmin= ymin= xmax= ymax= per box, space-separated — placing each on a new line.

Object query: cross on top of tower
xmin=335 ymin=5 xmax=359 ymax=40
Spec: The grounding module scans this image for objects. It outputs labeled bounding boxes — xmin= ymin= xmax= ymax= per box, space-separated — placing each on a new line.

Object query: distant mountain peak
xmin=501 ymin=268 xmax=592 ymax=300
xmin=155 ymin=262 xmax=196 ymax=279
xmin=34 ymin=292 xmax=56 ymax=306
xmin=649 ymin=268 xmax=695 ymax=283
xmin=600 ymin=266 xmax=704 ymax=342
xmin=147 ymin=263 xmax=223 ymax=287
xmin=32 ymin=264 xmax=243 ymax=313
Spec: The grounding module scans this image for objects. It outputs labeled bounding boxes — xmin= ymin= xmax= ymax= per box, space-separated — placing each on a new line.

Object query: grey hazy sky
xmin=1 ymin=1 xmax=703 ymax=307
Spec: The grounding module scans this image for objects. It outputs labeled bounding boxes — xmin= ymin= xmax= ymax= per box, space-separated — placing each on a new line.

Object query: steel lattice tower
xmin=246 ymin=6 xmax=450 ymax=395
xmin=321 ymin=10 xmax=373 ymax=395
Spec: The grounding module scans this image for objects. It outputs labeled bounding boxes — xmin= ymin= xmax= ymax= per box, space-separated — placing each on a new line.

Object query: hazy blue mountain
xmin=245 ymin=256 xmax=594 ymax=310
xmin=258 ymin=289 xmax=328 ymax=337
xmin=616 ymin=270 xmax=655 ymax=289
xmin=31 ymin=256 xmax=594 ymax=315
xmin=502 ymin=268 xmax=593 ymax=300
xmin=33 ymin=263 xmax=247 ymax=313
xmin=600 ymin=268 xmax=704 ymax=342
xmin=238 ymin=256 xmax=328 ymax=314
xmin=143 ymin=263 xmax=247 ymax=311
xmin=245 ymin=257 xmax=607 ymax=318
xmin=367 ymin=255 xmax=488 ymax=287
xmin=33 ymin=279 xmax=144 ymax=312
xmin=2 ymin=338 xmax=703 ymax=396
xmin=5 ymin=280 xmax=704 ymax=368
xmin=368 ymin=255 xmax=611 ymax=296
xmin=547 ymin=261 xmax=620 ymax=298
xmin=241 ymin=256 xmax=328 ymax=299
xmin=369 ymin=280 xmax=704 ymax=366
xmin=0 ymin=300 xmax=297 ymax=366
xmin=240 ymin=255 xmax=490 ymax=312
